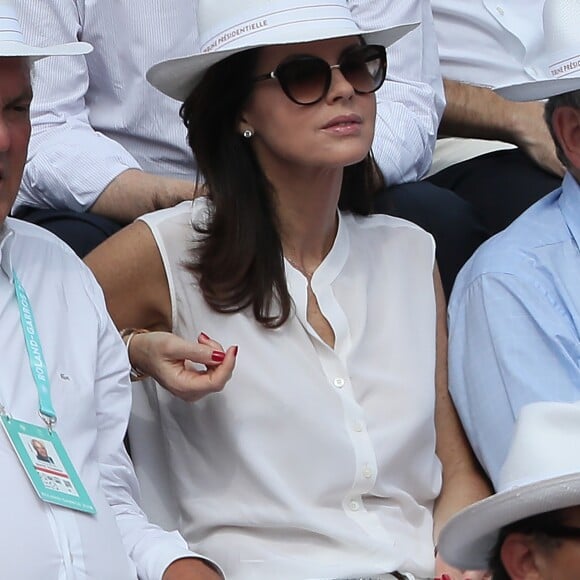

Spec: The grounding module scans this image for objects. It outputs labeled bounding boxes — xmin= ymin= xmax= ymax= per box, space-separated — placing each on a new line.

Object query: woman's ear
xmin=551 ymin=105 xmax=580 ymax=169
xmin=500 ymin=533 xmax=545 ymax=580
xmin=237 ymin=113 xmax=254 ymax=138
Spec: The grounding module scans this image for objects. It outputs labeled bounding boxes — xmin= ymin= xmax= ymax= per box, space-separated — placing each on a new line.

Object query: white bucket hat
xmin=0 ymin=0 xmax=91 ymax=60
xmin=147 ymin=0 xmax=417 ymax=101
xmin=495 ymin=0 xmax=580 ymax=101
xmin=438 ymin=401 xmax=580 ymax=571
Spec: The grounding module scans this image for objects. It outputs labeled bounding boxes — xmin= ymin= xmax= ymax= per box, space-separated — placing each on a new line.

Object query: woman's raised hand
xmin=129 ymin=330 xmax=238 ymax=402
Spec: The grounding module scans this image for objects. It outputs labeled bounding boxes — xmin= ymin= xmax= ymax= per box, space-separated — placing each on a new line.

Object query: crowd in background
xmin=2 ymin=0 xmax=580 ymax=579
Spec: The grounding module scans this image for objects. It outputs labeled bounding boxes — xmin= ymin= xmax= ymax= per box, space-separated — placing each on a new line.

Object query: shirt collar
xmin=0 ymin=220 xmax=15 ymax=281
xmin=559 ymin=172 xmax=580 ymax=250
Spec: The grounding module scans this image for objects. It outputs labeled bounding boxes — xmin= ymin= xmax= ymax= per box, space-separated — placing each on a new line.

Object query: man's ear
xmin=500 ymin=533 xmax=545 ymax=580
xmin=552 ymin=105 xmax=580 ymax=168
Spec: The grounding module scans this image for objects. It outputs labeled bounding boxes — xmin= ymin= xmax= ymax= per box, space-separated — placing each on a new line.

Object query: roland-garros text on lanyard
xmin=12 ymin=272 xmax=57 ymax=427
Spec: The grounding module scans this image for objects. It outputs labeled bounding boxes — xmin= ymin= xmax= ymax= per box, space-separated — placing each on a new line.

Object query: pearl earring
xmin=243 ymin=129 xmax=253 ymax=139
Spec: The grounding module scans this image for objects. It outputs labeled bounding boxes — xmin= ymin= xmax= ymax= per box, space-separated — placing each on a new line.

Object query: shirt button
xmin=496 ymin=5 xmax=504 ymax=15
xmin=363 ymin=466 xmax=373 ymax=479
xmin=353 ymin=422 xmax=364 ymax=432
xmin=333 ymin=377 xmax=345 ymax=388
xmin=349 ymin=499 xmax=360 ymax=511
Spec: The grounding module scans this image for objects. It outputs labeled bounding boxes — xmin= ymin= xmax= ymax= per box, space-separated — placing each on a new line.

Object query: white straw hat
xmin=0 ymin=0 xmax=91 ymax=59
xmin=495 ymin=0 xmax=580 ymax=101
xmin=147 ymin=0 xmax=417 ymax=101
xmin=438 ymin=401 xmax=580 ymax=570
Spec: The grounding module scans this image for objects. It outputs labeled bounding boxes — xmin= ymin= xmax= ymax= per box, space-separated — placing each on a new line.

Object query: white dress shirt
xmin=131 ymin=199 xmax=441 ymax=580
xmin=0 ymin=218 xmax=204 ymax=579
xmin=429 ymin=0 xmax=545 ymax=174
xmin=15 ymin=0 xmax=443 ymax=213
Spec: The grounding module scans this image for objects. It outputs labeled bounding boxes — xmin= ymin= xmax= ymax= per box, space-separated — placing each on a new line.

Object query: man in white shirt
xmin=428 ymin=0 xmax=563 ymax=239
xmin=0 ymin=4 xmax=221 ymax=579
xmin=11 ymin=1 xmax=463 ymax=280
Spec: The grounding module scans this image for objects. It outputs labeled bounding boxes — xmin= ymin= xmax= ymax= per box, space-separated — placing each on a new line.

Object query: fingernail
xmin=211 ymin=350 xmax=225 ymax=362
xmin=233 ymin=345 xmax=239 ymax=357
xmin=199 ymin=332 xmax=210 ymax=340
xmin=442 ymin=575 xmax=452 ymax=580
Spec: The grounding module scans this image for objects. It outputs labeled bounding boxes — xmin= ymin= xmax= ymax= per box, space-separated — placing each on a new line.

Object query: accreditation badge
xmin=0 ymin=416 xmax=96 ymax=514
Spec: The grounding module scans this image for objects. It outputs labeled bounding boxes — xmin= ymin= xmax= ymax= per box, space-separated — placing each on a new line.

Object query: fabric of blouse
xmin=131 ymin=198 xmax=441 ymax=580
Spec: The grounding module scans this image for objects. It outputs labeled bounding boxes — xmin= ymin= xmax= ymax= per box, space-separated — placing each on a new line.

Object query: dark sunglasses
xmin=252 ymin=44 xmax=387 ymax=105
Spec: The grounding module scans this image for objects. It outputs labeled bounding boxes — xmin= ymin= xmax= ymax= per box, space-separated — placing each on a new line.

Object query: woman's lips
xmin=321 ymin=114 xmax=363 ymax=135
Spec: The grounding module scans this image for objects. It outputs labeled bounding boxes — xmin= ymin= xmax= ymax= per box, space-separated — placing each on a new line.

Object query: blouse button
xmin=349 ymin=499 xmax=360 ymax=511
xmin=333 ymin=377 xmax=345 ymax=388
xmin=363 ymin=466 xmax=373 ymax=479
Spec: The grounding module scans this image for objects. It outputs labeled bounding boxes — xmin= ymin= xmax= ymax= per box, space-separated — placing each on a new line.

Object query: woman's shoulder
xmin=139 ymin=197 xmax=211 ymax=232
xmin=340 ymin=212 xmax=435 ymax=273
xmin=343 ymin=211 xmax=434 ymax=245
xmin=138 ymin=197 xmax=214 ymax=254
xmin=136 ymin=198 xmax=212 ymax=275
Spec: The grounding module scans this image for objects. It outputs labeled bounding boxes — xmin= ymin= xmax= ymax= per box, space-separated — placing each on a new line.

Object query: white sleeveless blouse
xmin=132 ymin=198 xmax=441 ymax=580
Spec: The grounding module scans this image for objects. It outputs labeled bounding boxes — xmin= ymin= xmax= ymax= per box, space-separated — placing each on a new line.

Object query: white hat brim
xmin=495 ymin=77 xmax=580 ymax=101
xmin=147 ymin=22 xmax=418 ymax=102
xmin=0 ymin=40 xmax=92 ymax=60
xmin=438 ymin=473 xmax=580 ymax=570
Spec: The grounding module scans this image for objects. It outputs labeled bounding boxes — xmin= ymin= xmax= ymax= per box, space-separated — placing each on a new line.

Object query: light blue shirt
xmin=448 ymin=172 xmax=580 ymax=487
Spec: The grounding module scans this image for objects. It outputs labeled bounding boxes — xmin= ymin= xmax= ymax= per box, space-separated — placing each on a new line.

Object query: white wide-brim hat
xmin=495 ymin=0 xmax=580 ymax=101
xmin=147 ymin=0 xmax=417 ymax=102
xmin=0 ymin=1 xmax=91 ymax=60
xmin=438 ymin=401 xmax=580 ymax=571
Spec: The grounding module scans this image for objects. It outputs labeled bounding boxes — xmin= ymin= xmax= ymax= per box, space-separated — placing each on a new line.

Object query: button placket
xmin=317 ymin=351 xmax=378 ymax=522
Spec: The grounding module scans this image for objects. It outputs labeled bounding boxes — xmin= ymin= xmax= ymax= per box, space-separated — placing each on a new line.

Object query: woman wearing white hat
xmin=87 ymin=1 xmax=490 ymax=578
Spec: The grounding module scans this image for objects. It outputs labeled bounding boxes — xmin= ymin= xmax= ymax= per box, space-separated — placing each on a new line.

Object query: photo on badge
xmin=0 ymin=416 xmax=96 ymax=513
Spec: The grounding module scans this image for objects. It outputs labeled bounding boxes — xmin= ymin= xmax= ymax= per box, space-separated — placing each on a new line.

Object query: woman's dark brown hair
xmin=180 ymin=46 xmax=384 ymax=328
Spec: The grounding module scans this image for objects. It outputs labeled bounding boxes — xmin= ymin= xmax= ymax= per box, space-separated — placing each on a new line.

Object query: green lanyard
xmin=13 ymin=273 xmax=57 ymax=428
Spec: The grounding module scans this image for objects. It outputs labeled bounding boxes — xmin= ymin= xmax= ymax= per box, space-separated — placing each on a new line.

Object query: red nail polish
xmin=233 ymin=345 xmax=239 ymax=357
xmin=199 ymin=332 xmax=210 ymax=340
xmin=211 ymin=350 xmax=225 ymax=362
xmin=442 ymin=575 xmax=452 ymax=580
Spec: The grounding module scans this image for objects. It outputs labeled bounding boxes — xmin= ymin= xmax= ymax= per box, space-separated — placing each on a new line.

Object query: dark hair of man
xmin=544 ymin=88 xmax=580 ymax=168
xmin=180 ymin=47 xmax=385 ymax=328
xmin=488 ymin=509 xmax=565 ymax=580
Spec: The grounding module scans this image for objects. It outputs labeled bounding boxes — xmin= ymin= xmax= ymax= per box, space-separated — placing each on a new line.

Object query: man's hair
xmin=544 ymin=89 xmax=580 ymax=167
xmin=488 ymin=509 xmax=565 ymax=579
